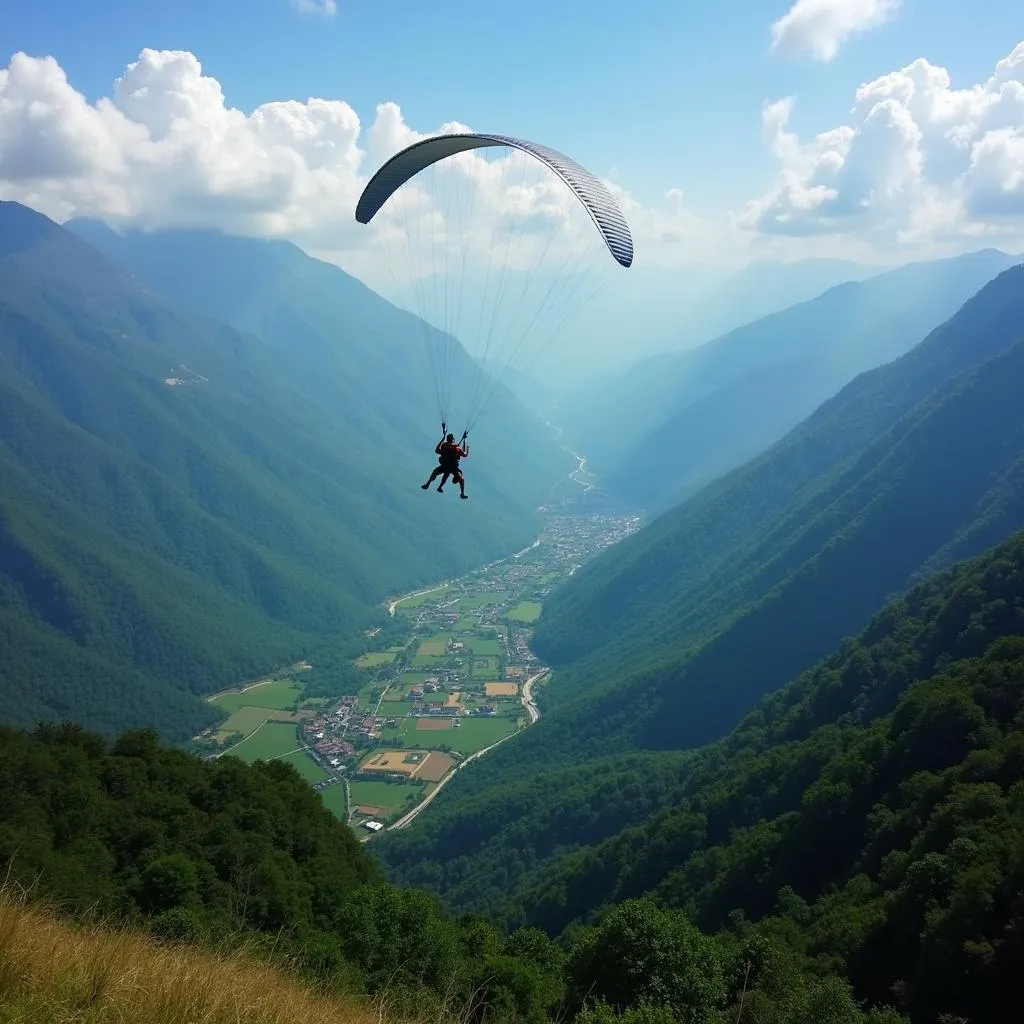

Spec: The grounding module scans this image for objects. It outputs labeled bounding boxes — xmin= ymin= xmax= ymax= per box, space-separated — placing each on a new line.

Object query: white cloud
xmin=0 ymin=46 xmax=720 ymax=297
xmin=771 ymin=0 xmax=901 ymax=62
xmin=291 ymin=0 xmax=337 ymax=15
xmin=737 ymin=40 xmax=1024 ymax=250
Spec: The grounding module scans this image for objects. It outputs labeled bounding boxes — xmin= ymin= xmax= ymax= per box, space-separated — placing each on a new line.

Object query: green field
xmin=470 ymin=656 xmax=501 ymax=675
xmin=458 ymin=592 xmax=510 ymax=609
xmin=448 ymin=716 xmax=518 ymax=753
xmin=349 ymin=779 xmax=424 ymax=814
xmin=462 ymin=636 xmax=504 ymax=656
xmin=399 ymin=671 xmax=438 ymax=686
xmin=380 ymin=701 xmax=416 ymax=718
xmin=354 ymin=652 xmax=397 ymax=668
xmin=212 ymin=680 xmax=302 ymax=713
xmin=505 ymin=601 xmax=542 ymax=623
xmin=411 ymin=654 xmax=449 ymax=668
xmin=417 ymin=641 xmax=447 ymax=657
xmin=224 ymin=721 xmax=299 ymax=762
xmin=320 ymin=785 xmax=347 ymax=820
xmin=215 ymin=705 xmax=272 ymax=739
xmin=357 ymin=681 xmax=384 ymax=704
xmin=278 ymin=749 xmax=329 ymax=783
xmin=374 ymin=718 xmax=456 ymax=748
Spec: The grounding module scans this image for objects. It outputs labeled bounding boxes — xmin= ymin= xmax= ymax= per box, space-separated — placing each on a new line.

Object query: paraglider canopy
xmin=356 ymin=131 xmax=634 ymax=434
xmin=356 ymin=133 xmax=634 ymax=269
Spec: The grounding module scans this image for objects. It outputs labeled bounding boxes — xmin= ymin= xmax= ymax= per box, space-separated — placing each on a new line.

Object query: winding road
xmin=385 ymin=667 xmax=549 ymax=832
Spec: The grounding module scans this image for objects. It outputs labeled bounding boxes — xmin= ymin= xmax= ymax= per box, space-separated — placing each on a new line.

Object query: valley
xmin=199 ymin=506 xmax=642 ymax=834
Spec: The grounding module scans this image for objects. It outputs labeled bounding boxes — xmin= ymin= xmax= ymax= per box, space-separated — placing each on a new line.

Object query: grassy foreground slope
xmin=0 ymin=885 xmax=389 ymax=1024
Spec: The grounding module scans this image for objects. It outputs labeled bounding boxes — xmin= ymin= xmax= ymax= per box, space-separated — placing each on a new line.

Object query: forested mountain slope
xmin=0 ymin=203 xmax=565 ymax=739
xmin=65 ymin=218 xmax=569 ymax=492
xmin=564 ymin=250 xmax=1017 ymax=510
xmin=530 ymin=264 xmax=1024 ymax=754
xmin=379 ymin=527 xmax=1024 ymax=1024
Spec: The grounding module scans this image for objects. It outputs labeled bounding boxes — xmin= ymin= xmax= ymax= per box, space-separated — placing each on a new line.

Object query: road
xmin=521 ymin=666 xmax=548 ymax=724
xmin=387 ymin=582 xmax=452 ymax=617
xmin=384 ymin=667 xmax=550 ymax=833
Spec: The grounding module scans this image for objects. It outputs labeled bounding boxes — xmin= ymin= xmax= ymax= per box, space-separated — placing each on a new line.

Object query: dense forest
xmin=0 ymin=201 xmax=569 ymax=740
xmin=378 ymin=527 xmax=1024 ymax=1023
xmin=0 ymin=721 xmax=908 ymax=1024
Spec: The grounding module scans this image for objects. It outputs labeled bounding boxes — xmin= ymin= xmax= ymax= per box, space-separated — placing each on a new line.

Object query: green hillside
xmin=531 ymin=264 xmax=1024 ymax=754
xmin=378 ymin=527 xmax=1024 ymax=1024
xmin=562 ymin=249 xmax=1018 ymax=498
xmin=0 ymin=202 xmax=568 ymax=739
xmin=65 ymin=219 xmax=572 ymax=504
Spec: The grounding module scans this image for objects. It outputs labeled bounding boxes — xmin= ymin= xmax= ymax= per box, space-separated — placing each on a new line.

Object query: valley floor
xmin=195 ymin=487 xmax=641 ymax=838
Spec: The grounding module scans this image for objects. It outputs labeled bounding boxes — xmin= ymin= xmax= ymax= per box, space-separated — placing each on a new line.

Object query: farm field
xmin=505 ymin=601 xmax=542 ymax=623
xmin=416 ymin=640 xmax=447 ymax=657
xmin=224 ymin=722 xmax=299 ymax=762
xmin=447 ymin=716 xmax=519 ymax=754
xmin=457 ymin=592 xmax=510 ymax=609
xmin=398 ymin=671 xmax=437 ymax=686
xmin=461 ymin=636 xmax=504 ymax=656
xmin=278 ymin=749 xmax=329 ymax=784
xmin=215 ymin=705 xmax=272 ymax=740
xmin=485 ymin=682 xmax=519 ymax=697
xmin=349 ymin=779 xmax=424 ymax=813
xmin=212 ymin=679 xmax=302 ymax=713
xmin=471 ymin=656 xmax=501 ymax=675
xmin=320 ymin=785 xmax=347 ymax=820
xmin=354 ymin=652 xmax=397 ymax=668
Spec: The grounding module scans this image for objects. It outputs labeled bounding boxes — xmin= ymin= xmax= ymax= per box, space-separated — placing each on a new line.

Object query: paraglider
xmin=355 ymin=131 xmax=634 ymax=493
xmin=421 ymin=427 xmax=469 ymax=498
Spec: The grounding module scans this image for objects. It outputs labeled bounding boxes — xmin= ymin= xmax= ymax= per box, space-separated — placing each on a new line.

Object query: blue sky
xmin=3 ymin=0 xmax=1022 ymax=216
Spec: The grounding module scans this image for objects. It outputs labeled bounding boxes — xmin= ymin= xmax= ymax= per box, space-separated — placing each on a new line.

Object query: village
xmin=201 ymin=512 xmax=642 ymax=835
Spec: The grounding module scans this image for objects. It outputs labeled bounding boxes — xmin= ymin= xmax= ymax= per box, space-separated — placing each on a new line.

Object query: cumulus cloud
xmin=0 ymin=46 xmax=717 ymax=296
xmin=770 ymin=0 xmax=901 ymax=62
xmin=291 ymin=0 xmax=337 ymax=15
xmin=737 ymin=40 xmax=1024 ymax=248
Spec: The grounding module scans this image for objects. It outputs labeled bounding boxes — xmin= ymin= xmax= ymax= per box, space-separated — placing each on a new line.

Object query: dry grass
xmin=359 ymin=751 xmax=424 ymax=777
xmin=414 ymin=719 xmax=452 ymax=732
xmin=483 ymin=683 xmax=518 ymax=697
xmin=0 ymin=883 xmax=402 ymax=1024
xmin=415 ymin=753 xmax=455 ymax=783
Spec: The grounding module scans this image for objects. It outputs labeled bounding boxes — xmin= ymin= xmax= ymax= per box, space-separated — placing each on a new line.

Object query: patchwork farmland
xmin=196 ymin=514 xmax=642 ymax=837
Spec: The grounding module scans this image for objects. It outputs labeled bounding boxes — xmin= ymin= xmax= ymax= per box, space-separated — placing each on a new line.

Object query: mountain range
xmin=0 ymin=201 xmax=569 ymax=739
xmin=560 ymin=250 xmax=1020 ymax=512
xmin=3 ymin=194 xmax=1024 ymax=1024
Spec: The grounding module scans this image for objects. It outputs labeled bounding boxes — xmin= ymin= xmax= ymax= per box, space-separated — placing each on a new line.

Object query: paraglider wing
xmin=355 ymin=133 xmax=634 ymax=269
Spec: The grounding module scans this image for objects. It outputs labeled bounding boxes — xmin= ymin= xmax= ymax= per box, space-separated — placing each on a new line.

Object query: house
xmin=363 ymin=821 xmax=383 ymax=832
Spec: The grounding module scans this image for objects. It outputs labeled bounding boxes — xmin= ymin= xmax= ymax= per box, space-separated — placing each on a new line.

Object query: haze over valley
xmin=3 ymin=6 xmax=1024 ymax=1024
